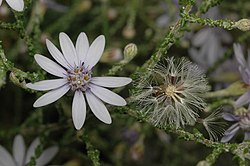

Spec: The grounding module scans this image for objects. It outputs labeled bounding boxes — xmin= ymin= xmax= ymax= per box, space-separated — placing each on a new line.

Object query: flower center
xmin=67 ymin=65 xmax=92 ymax=91
xmin=165 ymin=85 xmax=176 ymax=97
xmin=150 ymin=74 xmax=185 ymax=105
xmin=239 ymin=112 xmax=250 ymax=130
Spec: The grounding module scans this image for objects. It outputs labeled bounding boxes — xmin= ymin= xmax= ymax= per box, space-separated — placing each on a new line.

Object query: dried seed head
xmin=133 ymin=57 xmax=209 ymax=128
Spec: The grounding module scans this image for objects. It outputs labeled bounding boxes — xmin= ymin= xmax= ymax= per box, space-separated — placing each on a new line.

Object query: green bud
xmin=9 ymin=72 xmax=19 ymax=85
xmin=9 ymin=72 xmax=26 ymax=88
xmin=233 ymin=19 xmax=250 ymax=31
xmin=123 ymin=43 xmax=137 ymax=61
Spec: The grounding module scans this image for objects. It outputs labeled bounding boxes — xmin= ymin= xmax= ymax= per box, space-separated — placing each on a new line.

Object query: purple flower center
xmin=67 ymin=65 xmax=92 ymax=91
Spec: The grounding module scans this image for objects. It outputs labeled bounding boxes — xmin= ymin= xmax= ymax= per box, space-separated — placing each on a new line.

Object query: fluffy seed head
xmin=133 ymin=57 xmax=209 ymax=128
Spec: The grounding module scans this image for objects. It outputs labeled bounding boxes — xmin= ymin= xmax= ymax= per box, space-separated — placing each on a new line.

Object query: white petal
xmin=76 ymin=32 xmax=89 ymax=65
xmin=0 ymin=146 xmax=16 ymax=166
xmin=84 ymin=35 xmax=105 ymax=68
xmin=25 ymin=138 xmax=40 ymax=164
xmin=46 ymin=39 xmax=69 ymax=69
xmin=26 ymin=79 xmax=68 ymax=91
xmin=33 ymin=85 xmax=70 ymax=107
xmin=85 ymin=90 xmax=112 ymax=124
xmin=34 ymin=54 xmax=67 ymax=77
xmin=13 ymin=135 xmax=25 ymax=166
xmin=90 ymin=84 xmax=127 ymax=106
xmin=36 ymin=146 xmax=58 ymax=166
xmin=59 ymin=32 xmax=77 ymax=67
xmin=5 ymin=0 xmax=24 ymax=12
xmin=91 ymin=77 xmax=132 ymax=88
xmin=0 ymin=0 xmax=2 ymax=6
xmin=72 ymin=91 xmax=86 ymax=130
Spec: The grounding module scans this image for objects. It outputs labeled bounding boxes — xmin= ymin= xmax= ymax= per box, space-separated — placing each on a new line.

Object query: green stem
xmin=79 ymin=131 xmax=101 ymax=166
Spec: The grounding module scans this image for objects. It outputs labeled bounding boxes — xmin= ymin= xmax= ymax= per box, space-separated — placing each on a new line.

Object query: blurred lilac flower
xmin=221 ymin=110 xmax=250 ymax=142
xmin=0 ymin=0 xmax=24 ymax=12
xmin=189 ymin=27 xmax=232 ymax=71
xmin=189 ymin=7 xmax=232 ymax=71
xmin=26 ymin=32 xmax=132 ymax=130
xmin=0 ymin=135 xmax=58 ymax=166
xmin=221 ymin=44 xmax=250 ymax=143
xmin=234 ymin=43 xmax=250 ymax=108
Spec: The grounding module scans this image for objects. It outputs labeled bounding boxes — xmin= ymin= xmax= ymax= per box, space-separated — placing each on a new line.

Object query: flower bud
xmin=122 ymin=26 xmax=136 ymax=39
xmin=107 ymin=8 xmax=118 ymax=20
xmin=100 ymin=48 xmax=123 ymax=63
xmin=123 ymin=43 xmax=137 ymax=61
xmin=9 ymin=72 xmax=19 ymax=85
xmin=234 ymin=19 xmax=250 ymax=31
xmin=9 ymin=72 xmax=26 ymax=88
xmin=77 ymin=0 xmax=92 ymax=12
xmin=0 ymin=5 xmax=10 ymax=17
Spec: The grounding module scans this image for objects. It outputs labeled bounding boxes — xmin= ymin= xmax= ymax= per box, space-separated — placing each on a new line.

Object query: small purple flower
xmin=221 ymin=110 xmax=250 ymax=142
xmin=233 ymin=43 xmax=250 ymax=108
xmin=26 ymin=32 xmax=132 ymax=130
xmin=221 ymin=44 xmax=250 ymax=143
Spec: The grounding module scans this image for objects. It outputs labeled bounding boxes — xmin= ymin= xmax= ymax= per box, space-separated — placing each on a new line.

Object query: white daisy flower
xmin=0 ymin=135 xmax=58 ymax=166
xmin=26 ymin=32 xmax=132 ymax=130
xmin=0 ymin=0 xmax=24 ymax=12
